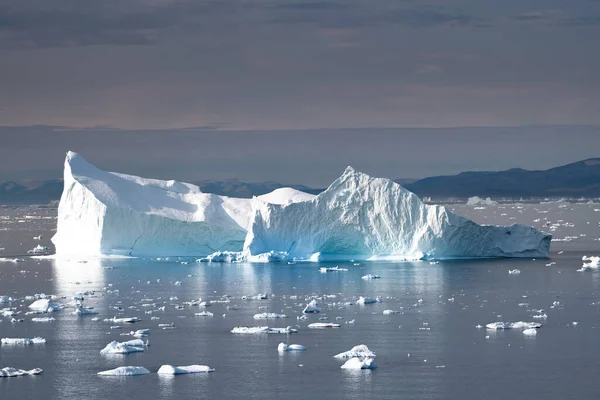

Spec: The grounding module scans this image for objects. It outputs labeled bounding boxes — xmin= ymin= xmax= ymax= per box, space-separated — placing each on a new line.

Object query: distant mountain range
xmin=1 ymin=158 xmax=599 ymax=205
xmin=402 ymin=158 xmax=600 ymax=198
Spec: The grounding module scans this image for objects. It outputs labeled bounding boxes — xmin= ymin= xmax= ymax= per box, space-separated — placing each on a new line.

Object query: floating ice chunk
xmin=97 ymin=366 xmax=150 ymax=376
xmin=31 ymin=317 xmax=55 ymax=322
xmin=131 ymin=329 xmax=151 ymax=337
xmin=508 ymin=269 xmax=521 ymax=275
xmin=523 ymin=328 xmax=537 ymax=336
xmin=27 ymin=245 xmax=50 ymax=254
xmin=356 ymin=296 xmax=380 ymax=305
xmin=104 ymin=317 xmax=140 ymax=324
xmin=1 ymin=337 xmax=46 ymax=345
xmin=340 ymin=358 xmax=377 ymax=370
xmin=320 ymin=266 xmax=348 ymax=272
xmin=467 ymin=196 xmax=498 ymax=206
xmin=198 ymin=251 xmax=244 ymax=263
xmin=278 ymin=343 xmax=307 ymax=352
xmin=73 ymin=303 xmax=98 ymax=316
xmin=578 ymin=256 xmax=600 ymax=271
xmin=195 ymin=311 xmax=214 ymax=317
xmin=253 ymin=313 xmax=287 ymax=320
xmin=157 ymin=365 xmax=215 ymax=374
xmin=0 ymin=367 xmax=43 ymax=377
xmin=361 ymin=274 xmax=381 ymax=280
xmin=29 ymin=299 xmax=62 ymax=313
xmin=334 ymin=345 xmax=376 ymax=359
xmin=486 ymin=322 xmax=541 ymax=330
xmin=100 ymin=340 xmax=146 ymax=355
xmin=33 ymin=235 xmax=43 ymax=240
xmin=0 ymin=296 xmax=17 ymax=303
xmin=382 ymin=309 xmax=399 ymax=315
xmin=231 ymin=326 xmax=297 ymax=334
xmin=308 ymin=322 xmax=340 ymax=328
xmin=303 ymin=299 xmax=320 ymax=314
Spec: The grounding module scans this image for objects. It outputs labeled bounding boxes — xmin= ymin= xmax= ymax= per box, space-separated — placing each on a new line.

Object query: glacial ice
xmin=523 ymin=328 xmax=538 ymax=336
xmin=231 ymin=326 xmax=298 ymax=334
xmin=340 ymin=358 xmax=377 ymax=370
xmin=244 ymin=167 xmax=551 ymax=261
xmin=52 ymin=153 xmax=550 ymax=260
xmin=253 ymin=312 xmax=287 ymax=320
xmin=1 ymin=337 xmax=46 ymax=345
xmin=303 ymin=299 xmax=320 ymax=314
xmin=29 ymin=299 xmax=62 ymax=313
xmin=100 ymin=340 xmax=146 ymax=355
xmin=467 ymin=196 xmax=498 ymax=206
xmin=97 ymin=366 xmax=150 ymax=376
xmin=157 ymin=365 xmax=215 ymax=374
xmin=52 ymin=151 xmax=311 ymax=257
xmin=485 ymin=322 xmax=542 ymax=330
xmin=278 ymin=343 xmax=307 ymax=352
xmin=308 ymin=322 xmax=340 ymax=328
xmin=0 ymin=367 xmax=43 ymax=377
xmin=578 ymin=256 xmax=600 ymax=271
xmin=334 ymin=345 xmax=376 ymax=359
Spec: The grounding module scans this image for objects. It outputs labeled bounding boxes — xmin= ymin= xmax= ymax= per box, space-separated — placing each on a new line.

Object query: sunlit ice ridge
xmin=51 ymin=151 xmax=551 ymax=261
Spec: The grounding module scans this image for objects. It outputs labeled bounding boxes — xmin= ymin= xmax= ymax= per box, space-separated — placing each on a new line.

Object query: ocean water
xmin=1 ymin=203 xmax=600 ymax=400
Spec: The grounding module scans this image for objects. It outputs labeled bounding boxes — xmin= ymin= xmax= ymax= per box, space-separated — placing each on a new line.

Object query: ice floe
xmin=100 ymin=339 xmax=146 ymax=355
xmin=253 ymin=312 xmax=287 ymax=320
xmin=278 ymin=343 xmax=307 ymax=352
xmin=1 ymin=337 xmax=46 ymax=345
xmin=0 ymin=367 xmax=43 ymax=377
xmin=157 ymin=365 xmax=215 ymax=374
xmin=308 ymin=322 xmax=340 ymax=328
xmin=485 ymin=322 xmax=542 ymax=330
xmin=231 ymin=326 xmax=298 ymax=334
xmin=97 ymin=366 xmax=150 ymax=376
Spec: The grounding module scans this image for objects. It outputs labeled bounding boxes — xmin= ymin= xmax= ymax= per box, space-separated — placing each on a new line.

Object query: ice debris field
xmin=51 ymin=151 xmax=551 ymax=260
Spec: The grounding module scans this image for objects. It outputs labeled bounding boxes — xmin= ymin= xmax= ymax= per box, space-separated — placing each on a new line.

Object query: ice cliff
xmin=243 ymin=167 xmax=551 ymax=260
xmin=53 ymin=152 xmax=551 ymax=259
xmin=52 ymin=151 xmax=314 ymax=257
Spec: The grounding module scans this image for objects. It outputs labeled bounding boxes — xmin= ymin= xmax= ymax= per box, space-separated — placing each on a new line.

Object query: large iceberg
xmin=244 ymin=167 xmax=551 ymax=260
xmin=53 ymin=153 xmax=550 ymax=260
xmin=52 ymin=151 xmax=313 ymax=257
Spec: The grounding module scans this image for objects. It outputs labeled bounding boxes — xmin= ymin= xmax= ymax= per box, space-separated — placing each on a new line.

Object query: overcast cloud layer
xmin=1 ymin=0 xmax=600 ymax=129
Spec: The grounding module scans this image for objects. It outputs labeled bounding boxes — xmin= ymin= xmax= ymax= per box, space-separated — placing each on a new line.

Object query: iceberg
xmin=244 ymin=167 xmax=551 ymax=260
xmin=29 ymin=299 xmax=62 ymax=313
xmin=302 ymin=299 xmax=320 ymax=314
xmin=97 ymin=366 xmax=150 ymax=376
xmin=334 ymin=345 xmax=376 ymax=359
xmin=308 ymin=322 xmax=340 ymax=328
xmin=466 ymin=196 xmax=498 ymax=206
xmin=53 ymin=151 xmax=312 ymax=257
xmin=340 ymin=358 xmax=377 ymax=370
xmin=578 ymin=256 xmax=600 ymax=271
xmin=52 ymin=153 xmax=550 ymax=260
xmin=157 ymin=365 xmax=215 ymax=374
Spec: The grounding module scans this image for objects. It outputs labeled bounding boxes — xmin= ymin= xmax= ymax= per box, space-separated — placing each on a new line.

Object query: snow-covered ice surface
xmin=0 ymin=367 xmax=43 ymax=377
xmin=340 ymin=357 xmax=377 ymax=370
xmin=2 ymin=202 xmax=600 ymax=400
xmin=334 ymin=345 xmax=376 ymax=359
xmin=244 ymin=167 xmax=551 ymax=261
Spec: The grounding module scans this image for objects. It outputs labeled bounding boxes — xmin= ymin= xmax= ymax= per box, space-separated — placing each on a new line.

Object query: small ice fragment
xmin=278 ymin=343 xmax=307 ymax=352
xmin=308 ymin=322 xmax=340 ymax=329
xmin=523 ymin=328 xmax=537 ymax=336
xmin=0 ymin=367 xmax=43 ymax=377
xmin=508 ymin=269 xmax=521 ymax=275
xmin=253 ymin=313 xmax=287 ymax=320
xmin=302 ymin=299 xmax=320 ymax=314
xmin=157 ymin=365 xmax=214 ymax=374
xmin=97 ymin=366 xmax=150 ymax=376
xmin=361 ymin=274 xmax=381 ymax=280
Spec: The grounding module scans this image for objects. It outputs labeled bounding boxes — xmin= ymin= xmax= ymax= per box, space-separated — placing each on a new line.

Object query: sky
xmin=1 ymin=0 xmax=599 ymax=184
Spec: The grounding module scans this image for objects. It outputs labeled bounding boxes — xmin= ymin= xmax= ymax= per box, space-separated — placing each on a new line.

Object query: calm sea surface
xmin=1 ymin=202 xmax=599 ymax=399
